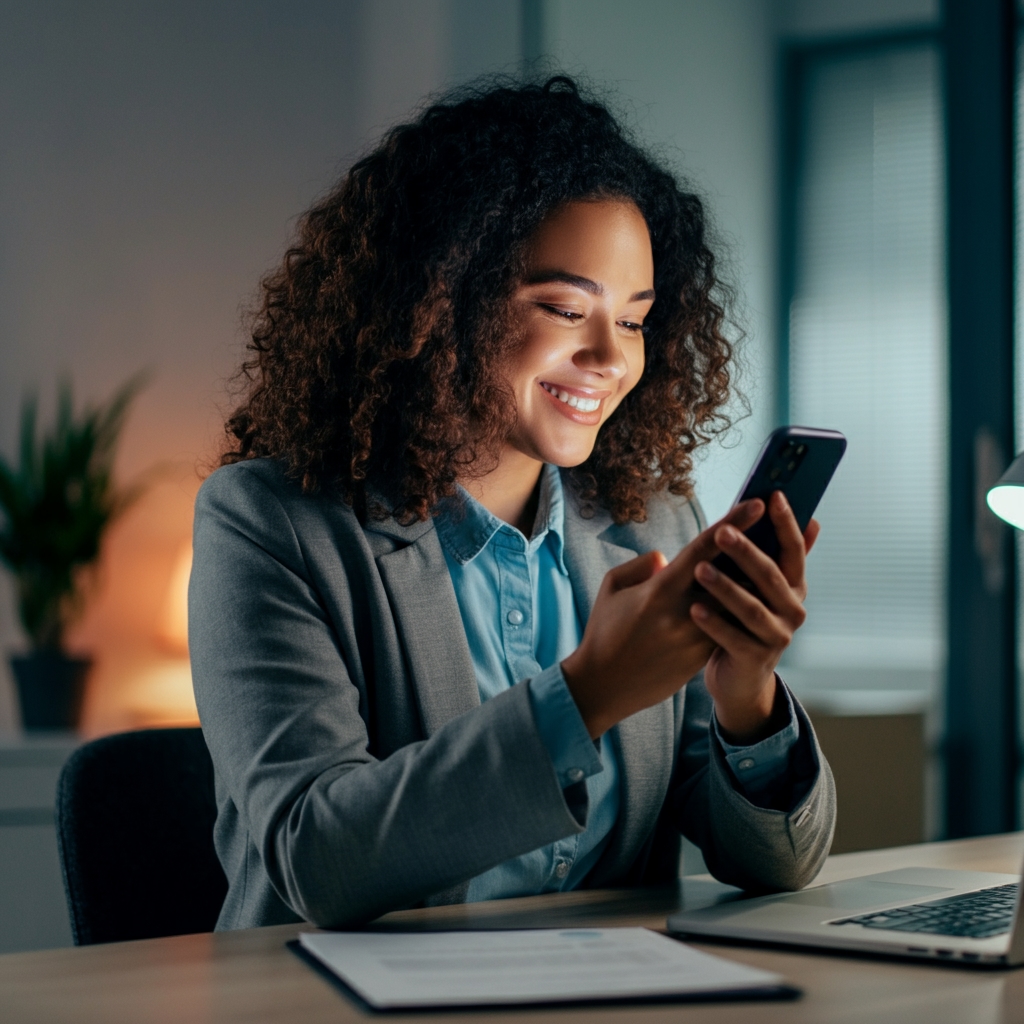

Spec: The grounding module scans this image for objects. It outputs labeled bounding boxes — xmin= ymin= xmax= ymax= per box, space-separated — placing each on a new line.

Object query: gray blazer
xmin=190 ymin=458 xmax=836 ymax=931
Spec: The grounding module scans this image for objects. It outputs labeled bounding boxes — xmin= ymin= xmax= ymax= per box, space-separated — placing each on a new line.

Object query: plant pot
xmin=10 ymin=652 xmax=90 ymax=731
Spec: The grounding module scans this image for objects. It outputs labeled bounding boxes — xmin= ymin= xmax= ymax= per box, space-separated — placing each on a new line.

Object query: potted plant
xmin=0 ymin=376 xmax=147 ymax=730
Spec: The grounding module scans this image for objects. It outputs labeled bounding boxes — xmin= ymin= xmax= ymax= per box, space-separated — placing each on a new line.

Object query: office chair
xmin=56 ymin=727 xmax=228 ymax=945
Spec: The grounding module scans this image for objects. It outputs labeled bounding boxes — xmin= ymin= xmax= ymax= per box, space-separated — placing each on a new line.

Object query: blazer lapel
xmin=561 ymin=481 xmax=677 ymax=876
xmin=561 ymin=511 xmax=633 ymax=621
xmin=368 ymin=515 xmax=480 ymax=737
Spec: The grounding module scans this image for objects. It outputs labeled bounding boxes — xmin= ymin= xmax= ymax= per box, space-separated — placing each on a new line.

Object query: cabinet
xmin=0 ymin=737 xmax=77 ymax=953
xmin=807 ymin=706 xmax=928 ymax=854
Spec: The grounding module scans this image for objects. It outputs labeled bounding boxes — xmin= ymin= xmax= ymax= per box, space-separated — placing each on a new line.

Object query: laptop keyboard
xmin=832 ymin=883 xmax=1018 ymax=939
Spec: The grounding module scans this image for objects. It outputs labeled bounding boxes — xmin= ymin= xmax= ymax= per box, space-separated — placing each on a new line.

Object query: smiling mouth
xmin=540 ymin=382 xmax=602 ymax=412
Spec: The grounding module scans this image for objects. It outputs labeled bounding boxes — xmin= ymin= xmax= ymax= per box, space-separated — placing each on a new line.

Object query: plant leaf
xmin=0 ymin=372 xmax=154 ymax=649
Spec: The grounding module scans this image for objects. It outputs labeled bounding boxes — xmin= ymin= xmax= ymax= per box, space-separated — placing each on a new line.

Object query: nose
xmin=573 ymin=314 xmax=629 ymax=380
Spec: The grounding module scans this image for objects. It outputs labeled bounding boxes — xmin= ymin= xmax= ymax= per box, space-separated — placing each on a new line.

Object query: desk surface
xmin=6 ymin=833 xmax=1024 ymax=1023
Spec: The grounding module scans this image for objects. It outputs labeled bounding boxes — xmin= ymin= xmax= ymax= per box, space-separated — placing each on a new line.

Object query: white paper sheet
xmin=298 ymin=927 xmax=789 ymax=1008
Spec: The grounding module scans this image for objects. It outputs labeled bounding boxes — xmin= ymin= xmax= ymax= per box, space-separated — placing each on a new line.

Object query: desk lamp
xmin=987 ymin=453 xmax=1024 ymax=528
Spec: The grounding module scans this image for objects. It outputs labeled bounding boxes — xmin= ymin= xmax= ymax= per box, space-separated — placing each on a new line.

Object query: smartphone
xmin=713 ymin=426 xmax=847 ymax=589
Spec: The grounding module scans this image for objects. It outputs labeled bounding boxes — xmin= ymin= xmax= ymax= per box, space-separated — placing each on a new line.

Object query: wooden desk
xmin=5 ymin=833 xmax=1024 ymax=1023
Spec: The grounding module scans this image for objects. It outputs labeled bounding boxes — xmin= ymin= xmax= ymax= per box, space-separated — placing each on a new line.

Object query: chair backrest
xmin=56 ymin=727 xmax=227 ymax=945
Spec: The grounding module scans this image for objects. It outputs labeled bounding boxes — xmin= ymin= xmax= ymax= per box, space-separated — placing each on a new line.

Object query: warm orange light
xmin=158 ymin=541 xmax=192 ymax=655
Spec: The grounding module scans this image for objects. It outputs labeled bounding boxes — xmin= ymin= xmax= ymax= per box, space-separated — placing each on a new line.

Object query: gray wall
xmin=0 ymin=0 xmax=520 ymax=483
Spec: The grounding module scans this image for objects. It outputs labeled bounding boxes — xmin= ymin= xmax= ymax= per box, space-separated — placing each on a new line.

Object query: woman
xmin=191 ymin=77 xmax=835 ymax=931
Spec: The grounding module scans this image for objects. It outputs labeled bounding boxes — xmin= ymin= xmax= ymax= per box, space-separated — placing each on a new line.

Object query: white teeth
xmin=542 ymin=383 xmax=600 ymax=412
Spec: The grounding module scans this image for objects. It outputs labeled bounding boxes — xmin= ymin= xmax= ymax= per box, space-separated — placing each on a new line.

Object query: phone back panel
xmin=716 ymin=426 xmax=846 ymax=580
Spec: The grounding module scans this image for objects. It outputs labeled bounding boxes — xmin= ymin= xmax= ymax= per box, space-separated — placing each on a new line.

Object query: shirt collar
xmin=434 ymin=463 xmax=568 ymax=574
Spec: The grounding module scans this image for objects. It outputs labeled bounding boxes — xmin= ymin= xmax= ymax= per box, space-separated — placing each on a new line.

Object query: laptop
xmin=668 ymin=859 xmax=1024 ymax=966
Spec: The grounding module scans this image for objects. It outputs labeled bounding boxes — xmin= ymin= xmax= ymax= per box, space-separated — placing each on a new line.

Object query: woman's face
xmin=505 ymin=199 xmax=654 ymax=469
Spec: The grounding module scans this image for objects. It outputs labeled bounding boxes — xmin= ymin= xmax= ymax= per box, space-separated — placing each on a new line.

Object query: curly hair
xmin=223 ymin=76 xmax=736 ymax=524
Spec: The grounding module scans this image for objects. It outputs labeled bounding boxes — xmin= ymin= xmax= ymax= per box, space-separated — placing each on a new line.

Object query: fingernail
xmin=696 ymin=562 xmax=717 ymax=583
xmin=691 ymin=603 xmax=708 ymax=620
xmin=719 ymin=525 xmax=738 ymax=544
xmin=775 ymin=491 xmax=790 ymax=510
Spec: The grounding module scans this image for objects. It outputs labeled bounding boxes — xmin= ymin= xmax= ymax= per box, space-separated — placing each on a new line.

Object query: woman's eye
xmin=539 ymin=304 xmax=583 ymax=321
xmin=619 ymin=321 xmax=646 ymax=333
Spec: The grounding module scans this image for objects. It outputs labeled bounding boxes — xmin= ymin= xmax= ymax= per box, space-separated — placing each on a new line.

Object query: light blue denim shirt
xmin=435 ymin=464 xmax=799 ymax=901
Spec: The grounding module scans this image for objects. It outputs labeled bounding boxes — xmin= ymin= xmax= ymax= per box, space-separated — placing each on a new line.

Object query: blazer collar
xmin=360 ymin=487 xmax=436 ymax=544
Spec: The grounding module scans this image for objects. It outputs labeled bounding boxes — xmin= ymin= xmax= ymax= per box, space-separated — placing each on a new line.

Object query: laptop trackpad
xmin=767 ymin=880 xmax=951 ymax=910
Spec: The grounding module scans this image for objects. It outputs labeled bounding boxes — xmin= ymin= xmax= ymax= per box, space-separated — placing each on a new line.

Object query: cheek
xmin=622 ymin=340 xmax=646 ymax=392
xmin=513 ymin=328 xmax=570 ymax=394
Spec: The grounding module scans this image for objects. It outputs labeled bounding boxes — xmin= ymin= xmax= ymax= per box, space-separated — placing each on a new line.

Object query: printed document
xmin=297 ymin=927 xmax=791 ymax=1008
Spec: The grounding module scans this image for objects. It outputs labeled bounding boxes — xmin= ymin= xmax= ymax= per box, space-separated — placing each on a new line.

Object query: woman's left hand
xmin=690 ymin=491 xmax=820 ymax=744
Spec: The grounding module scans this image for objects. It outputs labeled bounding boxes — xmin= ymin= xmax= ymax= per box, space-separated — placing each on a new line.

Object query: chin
xmin=511 ymin=421 xmax=602 ymax=468
xmin=535 ymin=443 xmax=597 ymax=469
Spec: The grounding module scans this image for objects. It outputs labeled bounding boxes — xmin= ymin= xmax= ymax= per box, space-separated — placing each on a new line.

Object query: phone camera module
xmin=769 ymin=438 xmax=811 ymax=486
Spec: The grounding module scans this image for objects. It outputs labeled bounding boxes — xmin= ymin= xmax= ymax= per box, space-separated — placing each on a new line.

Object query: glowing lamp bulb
xmin=987 ymin=453 xmax=1024 ymax=530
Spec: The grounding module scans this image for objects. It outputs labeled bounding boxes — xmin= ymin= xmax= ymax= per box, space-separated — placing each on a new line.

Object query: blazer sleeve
xmin=189 ymin=465 xmax=590 ymax=929
xmin=671 ymin=674 xmax=836 ymax=892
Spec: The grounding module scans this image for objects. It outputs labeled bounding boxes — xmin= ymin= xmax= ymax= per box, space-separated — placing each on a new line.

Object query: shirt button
xmin=506 ymin=609 xmax=524 ymax=626
xmin=566 ymin=767 xmax=584 ymax=783
xmin=554 ymin=860 xmax=569 ymax=879
xmin=738 ymin=758 xmax=756 ymax=770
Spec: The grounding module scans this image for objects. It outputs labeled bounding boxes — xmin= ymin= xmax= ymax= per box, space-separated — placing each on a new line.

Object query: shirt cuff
xmin=527 ymin=663 xmax=604 ymax=788
xmin=712 ymin=677 xmax=800 ymax=798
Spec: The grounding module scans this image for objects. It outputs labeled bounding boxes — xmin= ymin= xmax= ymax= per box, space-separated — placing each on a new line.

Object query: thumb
xmin=605 ymin=550 xmax=667 ymax=593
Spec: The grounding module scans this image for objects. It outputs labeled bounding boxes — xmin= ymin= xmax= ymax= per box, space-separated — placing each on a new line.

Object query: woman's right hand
xmin=560 ymin=499 xmax=765 ymax=739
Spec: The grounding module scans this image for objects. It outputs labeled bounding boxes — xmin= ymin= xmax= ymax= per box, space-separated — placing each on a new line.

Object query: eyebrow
xmin=525 ymin=270 xmax=655 ymax=303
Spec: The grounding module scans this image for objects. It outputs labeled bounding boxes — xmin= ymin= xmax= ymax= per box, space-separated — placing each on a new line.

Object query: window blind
xmin=781 ymin=43 xmax=947 ymax=702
